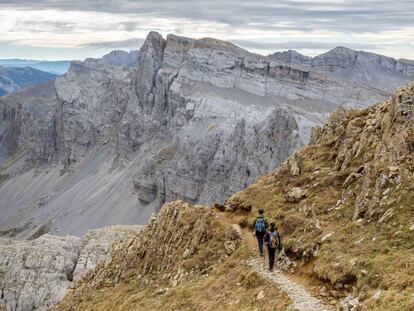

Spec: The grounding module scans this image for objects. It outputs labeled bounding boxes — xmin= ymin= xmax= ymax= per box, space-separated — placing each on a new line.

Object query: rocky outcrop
xmin=72 ymin=225 xmax=143 ymax=281
xmin=0 ymin=225 xmax=141 ymax=311
xmin=312 ymin=83 xmax=414 ymax=221
xmin=0 ymin=235 xmax=82 ymax=311
xmin=270 ymin=46 xmax=414 ymax=91
xmin=75 ymin=201 xmax=227 ymax=288
xmin=0 ymin=32 xmax=402 ymax=237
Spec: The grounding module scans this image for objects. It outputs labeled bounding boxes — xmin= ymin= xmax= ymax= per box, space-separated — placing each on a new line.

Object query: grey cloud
xmin=0 ymin=0 xmax=413 ymax=34
xmin=13 ymin=20 xmax=77 ymax=33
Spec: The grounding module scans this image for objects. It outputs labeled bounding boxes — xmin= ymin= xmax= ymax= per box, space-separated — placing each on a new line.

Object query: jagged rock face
xmin=0 ymin=235 xmax=82 ymax=311
xmin=312 ymin=83 xmax=414 ymax=220
xmin=55 ymin=60 xmax=134 ymax=170
xmin=270 ymin=46 xmax=414 ymax=91
xmin=0 ymin=81 xmax=59 ymax=167
xmin=119 ymin=33 xmax=386 ymax=206
xmin=0 ymin=226 xmax=141 ymax=311
xmin=0 ymin=32 xmax=396 ymax=237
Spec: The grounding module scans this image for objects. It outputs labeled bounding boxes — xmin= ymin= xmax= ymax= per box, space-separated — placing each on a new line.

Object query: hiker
xmin=253 ymin=208 xmax=268 ymax=256
xmin=264 ymin=223 xmax=282 ymax=272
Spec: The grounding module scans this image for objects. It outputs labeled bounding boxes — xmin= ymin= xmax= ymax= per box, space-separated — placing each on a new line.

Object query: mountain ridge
xmin=269 ymin=46 xmax=414 ymax=91
xmin=0 ymin=31 xmax=406 ymax=239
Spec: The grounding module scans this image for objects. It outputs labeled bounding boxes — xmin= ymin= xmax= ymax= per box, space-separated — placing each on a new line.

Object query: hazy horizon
xmin=0 ymin=0 xmax=413 ymax=61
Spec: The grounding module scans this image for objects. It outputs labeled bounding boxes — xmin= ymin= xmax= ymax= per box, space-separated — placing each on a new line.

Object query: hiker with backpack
xmin=264 ymin=223 xmax=282 ymax=272
xmin=253 ymin=208 xmax=268 ymax=257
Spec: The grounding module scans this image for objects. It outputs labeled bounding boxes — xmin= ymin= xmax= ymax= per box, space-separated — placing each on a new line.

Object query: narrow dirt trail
xmin=247 ymin=258 xmax=331 ymax=311
xmin=215 ymin=210 xmax=332 ymax=311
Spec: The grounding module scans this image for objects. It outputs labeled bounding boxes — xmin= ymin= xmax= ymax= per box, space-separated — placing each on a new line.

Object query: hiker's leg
xmin=268 ymin=248 xmax=276 ymax=271
xmin=256 ymin=232 xmax=263 ymax=256
xmin=256 ymin=233 xmax=264 ymax=256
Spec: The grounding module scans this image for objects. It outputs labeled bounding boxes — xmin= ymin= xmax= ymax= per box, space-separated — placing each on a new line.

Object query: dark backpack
xmin=255 ymin=218 xmax=265 ymax=233
xmin=269 ymin=231 xmax=280 ymax=249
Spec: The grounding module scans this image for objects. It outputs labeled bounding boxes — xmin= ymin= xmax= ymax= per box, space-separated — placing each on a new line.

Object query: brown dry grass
xmin=224 ymin=138 xmax=414 ymax=310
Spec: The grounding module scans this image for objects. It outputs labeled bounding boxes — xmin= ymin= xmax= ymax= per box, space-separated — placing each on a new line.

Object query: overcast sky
xmin=0 ymin=0 xmax=413 ymax=60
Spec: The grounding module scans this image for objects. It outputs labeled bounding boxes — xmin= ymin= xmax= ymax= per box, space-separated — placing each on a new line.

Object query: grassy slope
xmin=227 ymin=146 xmax=414 ymax=310
xmin=58 ymin=245 xmax=291 ymax=311
xmin=54 ymin=202 xmax=291 ymax=311
xmin=225 ymin=84 xmax=414 ymax=310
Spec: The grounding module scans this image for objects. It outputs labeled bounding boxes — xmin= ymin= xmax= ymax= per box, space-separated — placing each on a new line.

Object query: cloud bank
xmin=0 ymin=0 xmax=412 ymax=59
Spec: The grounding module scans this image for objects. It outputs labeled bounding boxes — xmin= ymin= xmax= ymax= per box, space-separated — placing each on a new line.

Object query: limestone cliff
xmin=0 ymin=32 xmax=394 ymax=238
xmin=0 ymin=225 xmax=141 ymax=311
xmin=270 ymin=47 xmax=414 ymax=92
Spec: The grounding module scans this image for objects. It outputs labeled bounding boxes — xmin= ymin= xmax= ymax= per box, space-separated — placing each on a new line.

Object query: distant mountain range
xmin=0 ymin=59 xmax=71 ymax=75
xmin=0 ymin=51 xmax=141 ymax=96
xmin=0 ymin=66 xmax=58 ymax=96
xmin=269 ymin=46 xmax=414 ymax=91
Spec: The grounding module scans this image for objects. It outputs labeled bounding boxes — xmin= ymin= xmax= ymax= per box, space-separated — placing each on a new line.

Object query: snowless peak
xmin=165 ymin=33 xmax=250 ymax=55
xmin=328 ymin=46 xmax=356 ymax=54
xmin=143 ymin=31 xmax=166 ymax=49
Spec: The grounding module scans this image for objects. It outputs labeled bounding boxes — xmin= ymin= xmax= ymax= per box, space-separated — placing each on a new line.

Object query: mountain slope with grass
xmin=52 ymin=201 xmax=292 ymax=311
xmin=226 ymin=82 xmax=414 ymax=310
xmin=52 ymin=84 xmax=413 ymax=310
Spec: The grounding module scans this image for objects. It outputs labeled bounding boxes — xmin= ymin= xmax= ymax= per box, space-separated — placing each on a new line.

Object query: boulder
xmin=256 ymin=290 xmax=265 ymax=300
xmin=224 ymin=224 xmax=243 ymax=255
xmin=285 ymin=187 xmax=307 ymax=203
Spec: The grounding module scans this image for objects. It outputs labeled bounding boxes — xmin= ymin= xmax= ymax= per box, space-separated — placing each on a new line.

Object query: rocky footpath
xmin=0 ymin=32 xmax=396 ymax=237
xmin=0 ymin=225 xmax=141 ymax=311
xmin=248 ymin=258 xmax=330 ymax=311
